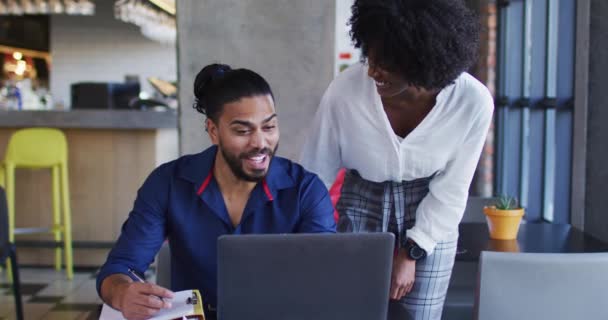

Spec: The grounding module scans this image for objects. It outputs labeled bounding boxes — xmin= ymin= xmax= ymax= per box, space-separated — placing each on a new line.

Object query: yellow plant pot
xmin=483 ymin=206 xmax=524 ymax=240
xmin=487 ymin=239 xmax=520 ymax=252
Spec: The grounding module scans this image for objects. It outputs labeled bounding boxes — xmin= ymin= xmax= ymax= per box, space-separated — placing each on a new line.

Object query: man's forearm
xmin=100 ymin=274 xmax=133 ymax=310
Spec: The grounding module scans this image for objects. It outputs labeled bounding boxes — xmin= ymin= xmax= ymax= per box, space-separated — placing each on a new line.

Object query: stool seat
xmin=2 ymin=128 xmax=73 ymax=279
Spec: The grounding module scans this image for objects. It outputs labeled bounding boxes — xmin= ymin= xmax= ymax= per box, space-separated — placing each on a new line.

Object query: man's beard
xmin=219 ymin=143 xmax=279 ymax=182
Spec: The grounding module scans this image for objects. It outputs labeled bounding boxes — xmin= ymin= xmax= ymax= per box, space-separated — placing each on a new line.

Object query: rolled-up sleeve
xmin=96 ymin=166 xmax=170 ymax=296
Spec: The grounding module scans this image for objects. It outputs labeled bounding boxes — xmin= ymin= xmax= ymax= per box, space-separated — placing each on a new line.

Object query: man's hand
xmin=101 ymin=274 xmax=175 ymax=320
xmin=390 ymin=249 xmax=416 ymax=300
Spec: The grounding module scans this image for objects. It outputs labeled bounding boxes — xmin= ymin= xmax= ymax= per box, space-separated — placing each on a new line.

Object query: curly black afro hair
xmin=349 ymin=0 xmax=480 ymax=90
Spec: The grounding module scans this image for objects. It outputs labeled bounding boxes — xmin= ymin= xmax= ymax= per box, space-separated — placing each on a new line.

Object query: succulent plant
xmin=495 ymin=194 xmax=519 ymax=210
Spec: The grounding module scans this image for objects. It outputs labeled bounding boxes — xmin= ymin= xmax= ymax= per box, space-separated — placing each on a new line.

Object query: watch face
xmin=409 ymin=245 xmax=425 ymax=260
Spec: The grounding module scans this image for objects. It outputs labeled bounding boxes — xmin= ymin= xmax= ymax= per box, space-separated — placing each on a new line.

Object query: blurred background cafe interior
xmin=1 ymin=0 xmax=608 ymax=319
xmin=0 ymin=1 xmax=178 ymax=319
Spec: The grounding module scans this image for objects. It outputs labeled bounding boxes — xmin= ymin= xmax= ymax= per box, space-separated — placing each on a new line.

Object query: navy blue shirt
xmin=96 ymin=146 xmax=336 ymax=309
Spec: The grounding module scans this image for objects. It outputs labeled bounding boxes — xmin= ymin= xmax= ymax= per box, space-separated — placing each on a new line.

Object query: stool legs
xmin=9 ymin=244 xmax=24 ymax=320
xmin=52 ymin=165 xmax=62 ymax=272
xmin=1 ymin=164 xmax=12 ymax=282
xmin=6 ymin=164 xmax=15 ymax=243
xmin=3 ymin=257 xmax=13 ymax=284
xmin=5 ymin=163 xmax=73 ymax=280
xmin=61 ymin=163 xmax=73 ymax=280
xmin=5 ymin=163 xmax=15 ymax=282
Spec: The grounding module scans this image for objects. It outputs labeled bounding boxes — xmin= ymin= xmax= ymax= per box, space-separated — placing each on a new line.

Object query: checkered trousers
xmin=336 ymin=169 xmax=457 ymax=320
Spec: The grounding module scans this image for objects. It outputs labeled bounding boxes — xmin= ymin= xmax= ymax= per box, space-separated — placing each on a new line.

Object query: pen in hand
xmin=128 ymin=268 xmax=165 ymax=303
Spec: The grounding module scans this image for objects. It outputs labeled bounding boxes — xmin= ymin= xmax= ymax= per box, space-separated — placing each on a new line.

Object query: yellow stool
xmin=3 ymin=128 xmax=73 ymax=279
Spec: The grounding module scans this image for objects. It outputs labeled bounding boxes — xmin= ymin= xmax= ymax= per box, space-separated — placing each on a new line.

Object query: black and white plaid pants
xmin=336 ymin=170 xmax=457 ymax=320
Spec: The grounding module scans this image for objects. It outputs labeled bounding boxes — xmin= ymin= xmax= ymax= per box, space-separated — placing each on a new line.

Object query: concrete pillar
xmin=573 ymin=0 xmax=608 ymax=241
xmin=176 ymin=0 xmax=335 ymax=160
xmin=583 ymin=0 xmax=608 ymax=241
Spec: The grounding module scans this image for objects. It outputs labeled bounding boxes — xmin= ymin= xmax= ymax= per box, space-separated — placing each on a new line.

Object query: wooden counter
xmin=0 ymin=110 xmax=179 ymax=267
xmin=0 ymin=109 xmax=177 ymax=129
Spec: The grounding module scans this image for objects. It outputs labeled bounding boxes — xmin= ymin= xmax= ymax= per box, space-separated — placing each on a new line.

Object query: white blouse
xmin=299 ymin=63 xmax=494 ymax=254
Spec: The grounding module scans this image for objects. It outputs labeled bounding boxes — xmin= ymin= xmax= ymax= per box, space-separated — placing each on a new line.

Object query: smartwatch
xmin=405 ymin=239 xmax=427 ymax=260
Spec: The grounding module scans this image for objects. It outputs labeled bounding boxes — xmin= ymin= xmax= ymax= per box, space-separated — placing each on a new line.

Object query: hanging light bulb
xmin=0 ymin=1 xmax=8 ymax=15
xmin=64 ymin=0 xmax=78 ymax=14
xmin=78 ymin=0 xmax=94 ymax=15
xmin=7 ymin=0 xmax=23 ymax=15
xmin=114 ymin=0 xmax=176 ymax=44
xmin=34 ymin=0 xmax=48 ymax=13
xmin=49 ymin=0 xmax=63 ymax=14
xmin=0 ymin=0 xmax=95 ymax=15
xmin=22 ymin=0 xmax=36 ymax=13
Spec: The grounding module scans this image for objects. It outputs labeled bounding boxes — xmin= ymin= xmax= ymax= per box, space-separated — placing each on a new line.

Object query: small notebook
xmin=99 ymin=289 xmax=205 ymax=320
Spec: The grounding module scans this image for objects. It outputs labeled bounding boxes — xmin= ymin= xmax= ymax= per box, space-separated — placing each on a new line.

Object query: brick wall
xmin=469 ymin=0 xmax=497 ymax=197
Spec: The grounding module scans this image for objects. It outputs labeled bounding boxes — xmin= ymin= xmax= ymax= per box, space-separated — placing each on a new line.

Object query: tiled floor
xmin=0 ymin=266 xmax=130 ymax=320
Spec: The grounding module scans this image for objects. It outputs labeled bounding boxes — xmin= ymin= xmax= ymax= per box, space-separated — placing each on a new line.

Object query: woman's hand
xmin=390 ymin=249 xmax=416 ymax=300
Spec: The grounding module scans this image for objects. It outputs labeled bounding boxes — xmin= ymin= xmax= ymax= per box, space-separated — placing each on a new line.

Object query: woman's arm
xmin=407 ymin=100 xmax=494 ymax=255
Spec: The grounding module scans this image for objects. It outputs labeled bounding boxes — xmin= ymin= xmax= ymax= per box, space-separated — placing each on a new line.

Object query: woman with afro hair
xmin=301 ymin=0 xmax=493 ymax=319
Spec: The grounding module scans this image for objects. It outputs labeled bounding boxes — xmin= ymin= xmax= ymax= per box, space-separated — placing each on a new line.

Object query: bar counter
xmin=0 ymin=109 xmax=177 ymax=129
xmin=0 ymin=109 xmax=179 ymax=267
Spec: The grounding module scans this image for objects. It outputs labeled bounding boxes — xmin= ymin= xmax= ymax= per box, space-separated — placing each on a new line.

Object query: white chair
xmin=475 ymin=251 xmax=608 ymax=320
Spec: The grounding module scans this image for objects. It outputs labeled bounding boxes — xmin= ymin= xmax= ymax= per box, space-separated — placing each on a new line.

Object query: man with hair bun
xmin=97 ymin=63 xmax=335 ymax=320
xmin=301 ymin=0 xmax=494 ymax=319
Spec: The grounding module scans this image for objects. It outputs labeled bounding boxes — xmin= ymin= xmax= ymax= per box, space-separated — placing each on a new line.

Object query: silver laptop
xmin=217 ymin=233 xmax=394 ymax=320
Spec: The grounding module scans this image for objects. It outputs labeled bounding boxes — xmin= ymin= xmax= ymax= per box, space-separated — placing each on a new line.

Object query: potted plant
xmin=483 ymin=194 xmax=525 ymax=240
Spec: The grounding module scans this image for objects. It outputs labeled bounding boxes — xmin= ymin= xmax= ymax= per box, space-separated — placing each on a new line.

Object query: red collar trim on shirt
xmin=197 ymin=171 xmax=274 ymax=202
xmin=196 ymin=170 xmax=213 ymax=196
xmin=262 ymin=179 xmax=274 ymax=201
